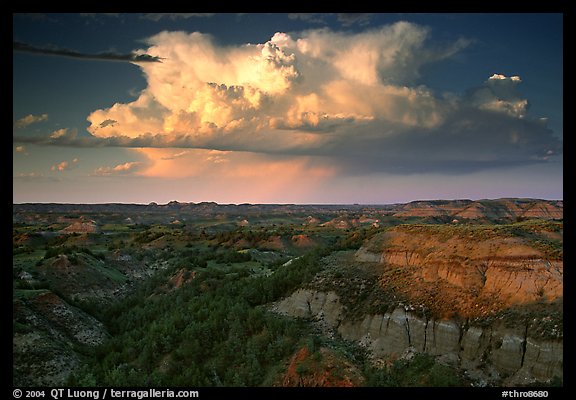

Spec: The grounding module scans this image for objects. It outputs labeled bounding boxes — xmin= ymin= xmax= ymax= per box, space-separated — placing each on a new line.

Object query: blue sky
xmin=13 ymin=13 xmax=563 ymax=204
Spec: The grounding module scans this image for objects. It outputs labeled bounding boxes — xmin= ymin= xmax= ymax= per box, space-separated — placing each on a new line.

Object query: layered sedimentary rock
xmin=274 ymin=289 xmax=562 ymax=385
xmin=356 ymin=225 xmax=562 ymax=316
xmin=274 ymin=222 xmax=563 ymax=385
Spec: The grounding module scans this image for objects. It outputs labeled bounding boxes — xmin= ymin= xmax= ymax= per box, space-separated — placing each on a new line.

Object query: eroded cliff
xmin=272 ymin=220 xmax=563 ymax=386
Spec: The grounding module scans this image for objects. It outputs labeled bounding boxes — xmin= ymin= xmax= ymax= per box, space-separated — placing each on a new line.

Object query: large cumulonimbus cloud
xmin=16 ymin=22 xmax=562 ymax=176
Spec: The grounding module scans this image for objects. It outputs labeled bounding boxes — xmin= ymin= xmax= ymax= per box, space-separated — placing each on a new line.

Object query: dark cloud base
xmin=14 ymin=113 xmax=562 ymax=176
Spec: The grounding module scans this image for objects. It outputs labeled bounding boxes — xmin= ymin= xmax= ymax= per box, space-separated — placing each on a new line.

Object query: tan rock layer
xmin=273 ymin=289 xmax=563 ymax=385
xmin=357 ymin=229 xmax=563 ymax=313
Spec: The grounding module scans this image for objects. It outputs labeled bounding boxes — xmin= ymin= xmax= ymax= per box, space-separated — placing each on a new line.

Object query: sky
xmin=13 ymin=13 xmax=563 ymax=204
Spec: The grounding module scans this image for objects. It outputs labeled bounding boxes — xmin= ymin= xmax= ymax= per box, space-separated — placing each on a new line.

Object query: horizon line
xmin=12 ymin=197 xmax=563 ymax=207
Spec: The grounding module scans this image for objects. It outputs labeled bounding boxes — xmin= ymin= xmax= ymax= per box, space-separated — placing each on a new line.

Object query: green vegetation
xmin=385 ymin=219 xmax=563 ymax=259
xmin=364 ymin=353 xmax=467 ymax=386
xmin=69 ymin=249 xmax=327 ymax=386
xmin=13 ymin=203 xmax=563 ymax=387
xmin=43 ymin=245 xmax=106 ymax=261
xmin=13 ymin=288 xmax=51 ymax=300
xmin=398 ymin=219 xmax=561 ymax=240
xmin=68 ymin=243 xmax=466 ymax=387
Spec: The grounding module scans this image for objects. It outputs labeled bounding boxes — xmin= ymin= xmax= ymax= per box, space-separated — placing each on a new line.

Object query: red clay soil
xmin=260 ymin=235 xmax=285 ymax=251
xmin=366 ymin=226 xmax=563 ymax=320
xmin=280 ymin=347 xmax=365 ymax=387
xmin=291 ymin=234 xmax=316 ymax=248
xmin=169 ymin=269 xmax=196 ymax=289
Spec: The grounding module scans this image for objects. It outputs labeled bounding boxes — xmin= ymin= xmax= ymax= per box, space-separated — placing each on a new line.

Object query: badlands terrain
xmin=13 ymin=198 xmax=562 ymax=387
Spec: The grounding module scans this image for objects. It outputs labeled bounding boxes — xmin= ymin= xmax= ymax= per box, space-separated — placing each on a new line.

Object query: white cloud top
xmin=469 ymin=73 xmax=528 ymax=118
xmin=87 ymin=25 xmax=466 ymax=152
xmin=39 ymin=23 xmax=559 ymax=177
xmin=93 ymin=161 xmax=144 ymax=176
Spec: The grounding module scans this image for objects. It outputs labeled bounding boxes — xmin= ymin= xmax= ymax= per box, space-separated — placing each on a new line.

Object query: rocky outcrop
xmin=355 ymin=224 xmax=563 ymax=317
xmin=274 ymin=222 xmax=563 ymax=386
xmin=60 ymin=219 xmax=99 ymax=234
xmin=273 ymin=289 xmax=563 ymax=386
xmin=291 ymin=234 xmax=316 ymax=248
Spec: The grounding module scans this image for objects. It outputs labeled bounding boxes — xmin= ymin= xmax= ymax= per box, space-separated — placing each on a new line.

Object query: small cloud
xmin=13 ymin=41 xmax=164 ymax=63
xmin=79 ymin=13 xmax=120 ymax=18
xmin=160 ymin=150 xmax=190 ymax=160
xmin=488 ymin=73 xmax=521 ymax=82
xmin=16 ymin=172 xmax=41 ymax=178
xmin=488 ymin=73 xmax=507 ymax=80
xmin=288 ymin=13 xmax=373 ymax=26
xmin=14 ymin=113 xmax=48 ymax=129
xmin=92 ymin=161 xmax=143 ymax=176
xmin=206 ymin=150 xmax=230 ymax=164
xmin=14 ymin=172 xmax=60 ymax=182
xmin=336 ymin=13 xmax=373 ymax=27
xmin=15 ymin=146 xmax=27 ymax=154
xmin=50 ymin=157 xmax=79 ymax=172
xmin=49 ymin=127 xmax=78 ymax=140
xmin=288 ymin=13 xmax=327 ymax=24
xmin=140 ymin=13 xmax=215 ymax=21
xmin=51 ymin=161 xmax=69 ymax=172
xmin=466 ymin=74 xmax=528 ymax=118
xmin=50 ymin=128 xmax=69 ymax=139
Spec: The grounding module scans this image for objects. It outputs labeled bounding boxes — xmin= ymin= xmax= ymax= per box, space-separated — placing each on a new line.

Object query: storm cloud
xmin=14 ymin=23 xmax=562 ymax=176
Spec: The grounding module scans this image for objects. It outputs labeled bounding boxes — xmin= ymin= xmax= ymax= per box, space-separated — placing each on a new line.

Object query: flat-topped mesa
xmin=393 ymin=198 xmax=562 ymax=220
